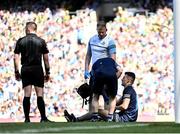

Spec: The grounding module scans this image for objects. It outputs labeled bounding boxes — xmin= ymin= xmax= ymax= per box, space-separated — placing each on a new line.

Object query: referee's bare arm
xmin=14 ymin=53 xmax=20 ymax=72
xmin=43 ymin=53 xmax=50 ymax=75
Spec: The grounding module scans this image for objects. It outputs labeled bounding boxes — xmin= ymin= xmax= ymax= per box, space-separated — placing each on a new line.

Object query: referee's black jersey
xmin=14 ymin=33 xmax=49 ymax=66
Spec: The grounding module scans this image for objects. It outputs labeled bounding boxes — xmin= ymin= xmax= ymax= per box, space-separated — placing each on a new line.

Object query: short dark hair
xmin=125 ymin=72 xmax=136 ymax=83
xmin=26 ymin=21 xmax=37 ymax=31
xmin=97 ymin=21 xmax=106 ymax=29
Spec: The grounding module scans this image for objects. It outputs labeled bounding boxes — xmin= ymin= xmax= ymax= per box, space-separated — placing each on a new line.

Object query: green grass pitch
xmin=0 ymin=122 xmax=180 ymax=133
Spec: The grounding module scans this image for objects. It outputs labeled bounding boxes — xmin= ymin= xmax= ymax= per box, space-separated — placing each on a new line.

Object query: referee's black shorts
xmin=21 ymin=65 xmax=44 ymax=88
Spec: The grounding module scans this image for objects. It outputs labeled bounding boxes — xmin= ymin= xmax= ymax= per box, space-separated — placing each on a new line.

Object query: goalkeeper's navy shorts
xmin=21 ymin=65 xmax=44 ymax=88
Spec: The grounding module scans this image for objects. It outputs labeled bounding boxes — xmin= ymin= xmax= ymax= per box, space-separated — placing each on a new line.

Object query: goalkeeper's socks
xmin=23 ymin=97 xmax=30 ymax=121
xmin=37 ymin=97 xmax=46 ymax=120
xmin=106 ymin=114 xmax=113 ymax=122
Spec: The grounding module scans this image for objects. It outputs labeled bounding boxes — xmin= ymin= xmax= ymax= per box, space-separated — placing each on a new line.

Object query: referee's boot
xmin=24 ymin=118 xmax=30 ymax=123
xmin=40 ymin=117 xmax=54 ymax=123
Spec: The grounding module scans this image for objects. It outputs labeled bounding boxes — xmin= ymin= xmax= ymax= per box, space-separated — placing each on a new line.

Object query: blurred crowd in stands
xmin=0 ymin=0 xmax=101 ymax=12
xmin=0 ymin=0 xmax=174 ymax=121
xmin=130 ymin=0 xmax=173 ymax=11
xmin=0 ymin=0 xmax=173 ymax=12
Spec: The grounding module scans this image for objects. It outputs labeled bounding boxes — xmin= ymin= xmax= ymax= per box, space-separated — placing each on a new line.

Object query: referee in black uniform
xmin=14 ymin=22 xmax=51 ymax=122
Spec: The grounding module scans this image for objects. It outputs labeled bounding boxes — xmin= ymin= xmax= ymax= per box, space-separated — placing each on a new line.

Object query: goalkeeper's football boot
xmin=71 ymin=113 xmax=77 ymax=122
xmin=64 ymin=109 xmax=73 ymax=122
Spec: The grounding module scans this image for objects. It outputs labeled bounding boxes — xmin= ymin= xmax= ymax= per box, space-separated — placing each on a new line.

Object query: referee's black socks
xmin=37 ymin=97 xmax=46 ymax=120
xmin=23 ymin=97 xmax=30 ymax=121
